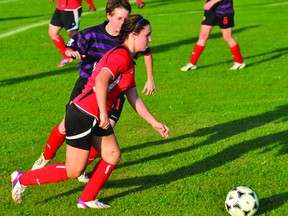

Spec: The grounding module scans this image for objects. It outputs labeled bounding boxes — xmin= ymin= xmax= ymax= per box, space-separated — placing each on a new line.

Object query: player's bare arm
xmin=125 ymin=88 xmax=169 ymax=138
xmin=95 ymin=68 xmax=113 ymax=130
xmin=142 ymin=54 xmax=156 ymax=95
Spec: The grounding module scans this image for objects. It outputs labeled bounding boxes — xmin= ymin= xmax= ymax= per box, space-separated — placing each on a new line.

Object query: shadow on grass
xmin=257 ymin=192 xmax=288 ymax=214
xmin=0 ymin=15 xmax=46 ymax=22
xmin=151 ymin=25 xmax=260 ymax=54
xmin=43 ymin=105 xmax=288 ymax=214
xmin=0 ymin=66 xmax=76 ymax=87
xmin=197 ymin=46 xmax=288 ymax=70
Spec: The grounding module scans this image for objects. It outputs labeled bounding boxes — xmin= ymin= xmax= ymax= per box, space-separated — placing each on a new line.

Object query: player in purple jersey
xmin=31 ymin=0 xmax=156 ymax=182
xmin=181 ymin=0 xmax=245 ymax=71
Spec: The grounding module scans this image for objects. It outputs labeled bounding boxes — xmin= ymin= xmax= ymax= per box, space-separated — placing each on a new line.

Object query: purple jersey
xmin=206 ymin=0 xmax=234 ymax=15
xmin=66 ymin=21 xmax=120 ymax=79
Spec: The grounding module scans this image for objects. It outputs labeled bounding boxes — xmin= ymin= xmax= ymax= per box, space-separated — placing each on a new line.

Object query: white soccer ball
xmin=225 ymin=186 xmax=259 ymax=216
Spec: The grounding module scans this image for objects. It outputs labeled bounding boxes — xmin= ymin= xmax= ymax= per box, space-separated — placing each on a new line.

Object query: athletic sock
xmin=85 ymin=0 xmax=96 ymax=9
xmin=19 ymin=163 xmax=68 ymax=186
xmin=230 ymin=43 xmax=243 ymax=63
xmin=136 ymin=0 xmax=144 ymax=4
xmin=190 ymin=44 xmax=205 ymax=65
xmin=53 ymin=35 xmax=66 ymax=58
xmin=43 ymin=124 xmax=66 ymax=160
xmin=80 ymin=159 xmax=116 ymax=202
xmin=86 ymin=147 xmax=99 ymax=166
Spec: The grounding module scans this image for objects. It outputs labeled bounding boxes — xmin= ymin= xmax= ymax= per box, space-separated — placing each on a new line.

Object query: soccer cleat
xmin=11 ymin=171 xmax=26 ymax=204
xmin=57 ymin=57 xmax=73 ymax=67
xmin=89 ymin=8 xmax=96 ymax=12
xmin=230 ymin=62 xmax=246 ymax=70
xmin=77 ymin=198 xmax=110 ymax=209
xmin=138 ymin=3 xmax=145 ymax=9
xmin=180 ymin=62 xmax=197 ymax=71
xmin=77 ymin=172 xmax=89 ymax=183
xmin=31 ymin=153 xmax=50 ymax=170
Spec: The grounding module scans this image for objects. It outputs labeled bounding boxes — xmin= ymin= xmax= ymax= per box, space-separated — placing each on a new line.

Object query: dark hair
xmin=106 ymin=0 xmax=131 ymax=15
xmin=120 ymin=14 xmax=150 ymax=42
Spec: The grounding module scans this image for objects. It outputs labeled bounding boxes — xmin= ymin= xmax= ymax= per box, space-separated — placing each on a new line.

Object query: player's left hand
xmin=142 ymin=79 xmax=156 ymax=96
xmin=152 ymin=122 xmax=169 ymax=138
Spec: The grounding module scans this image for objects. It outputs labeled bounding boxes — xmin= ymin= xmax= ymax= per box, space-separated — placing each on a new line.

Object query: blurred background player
xmin=85 ymin=0 xmax=97 ymax=12
xmin=126 ymin=0 xmax=145 ymax=9
xmin=181 ymin=0 xmax=245 ymax=71
xmin=31 ymin=0 xmax=156 ymax=182
xmin=48 ymin=0 xmax=82 ymax=67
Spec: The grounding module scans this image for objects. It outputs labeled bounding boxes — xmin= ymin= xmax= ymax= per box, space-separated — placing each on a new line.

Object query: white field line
xmin=0 ymin=0 xmax=18 ymax=4
xmin=0 ymin=7 xmax=105 ymax=39
xmin=1 ymin=1 xmax=288 ymax=39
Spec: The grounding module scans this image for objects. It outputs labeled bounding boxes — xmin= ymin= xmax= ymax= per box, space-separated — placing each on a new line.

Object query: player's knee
xmin=66 ymin=167 xmax=85 ymax=179
xmin=103 ymin=150 xmax=122 ymax=165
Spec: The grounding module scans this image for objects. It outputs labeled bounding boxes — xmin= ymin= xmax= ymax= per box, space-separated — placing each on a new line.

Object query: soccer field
xmin=1 ymin=0 xmax=288 ymax=215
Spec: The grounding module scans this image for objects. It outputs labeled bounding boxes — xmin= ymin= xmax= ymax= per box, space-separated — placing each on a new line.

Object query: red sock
xmin=20 ymin=163 xmax=68 ymax=186
xmin=53 ymin=35 xmax=66 ymax=57
xmin=43 ymin=124 xmax=66 ymax=160
xmin=85 ymin=0 xmax=96 ymax=9
xmin=86 ymin=147 xmax=99 ymax=166
xmin=80 ymin=159 xmax=116 ymax=202
xmin=136 ymin=0 xmax=143 ymax=4
xmin=230 ymin=43 xmax=243 ymax=63
xmin=189 ymin=44 xmax=205 ymax=65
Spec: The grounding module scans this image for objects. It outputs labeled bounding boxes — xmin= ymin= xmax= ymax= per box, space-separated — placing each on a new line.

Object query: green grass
xmin=1 ymin=0 xmax=288 ymax=215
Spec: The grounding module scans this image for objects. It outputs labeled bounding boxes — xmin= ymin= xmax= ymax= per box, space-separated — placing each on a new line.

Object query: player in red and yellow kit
xmin=48 ymin=0 xmax=82 ymax=67
xmin=11 ymin=15 xmax=169 ymax=209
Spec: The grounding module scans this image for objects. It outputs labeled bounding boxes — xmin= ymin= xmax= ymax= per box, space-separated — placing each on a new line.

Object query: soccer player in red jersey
xmin=181 ymin=0 xmax=245 ymax=71
xmin=31 ymin=0 xmax=156 ymax=183
xmin=48 ymin=0 xmax=82 ymax=67
xmin=11 ymin=15 xmax=169 ymax=208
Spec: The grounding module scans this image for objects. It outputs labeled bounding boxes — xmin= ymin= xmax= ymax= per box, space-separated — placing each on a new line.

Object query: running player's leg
xmin=219 ymin=13 xmax=245 ymax=70
xmin=85 ymin=0 xmax=96 ymax=11
xmin=181 ymin=11 xmax=214 ymax=71
xmin=32 ymin=77 xmax=87 ymax=170
xmin=78 ymin=132 xmax=119 ymax=208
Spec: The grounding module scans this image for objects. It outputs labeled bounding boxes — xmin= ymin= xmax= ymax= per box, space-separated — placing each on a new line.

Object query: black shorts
xmin=65 ymin=104 xmax=114 ymax=150
xmin=202 ymin=11 xmax=234 ymax=29
xmin=50 ymin=8 xmax=82 ymax=31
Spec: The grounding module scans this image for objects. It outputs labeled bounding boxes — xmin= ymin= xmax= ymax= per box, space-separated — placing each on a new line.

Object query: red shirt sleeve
xmin=104 ymin=50 xmax=131 ymax=80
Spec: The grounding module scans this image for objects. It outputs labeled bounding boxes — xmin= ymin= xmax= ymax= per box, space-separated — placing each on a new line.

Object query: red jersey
xmin=56 ymin=0 xmax=82 ymax=10
xmin=73 ymin=45 xmax=136 ymax=118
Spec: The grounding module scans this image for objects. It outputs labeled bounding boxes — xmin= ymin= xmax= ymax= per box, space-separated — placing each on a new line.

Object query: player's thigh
xmin=48 ymin=24 xmax=62 ymax=39
xmin=221 ymin=27 xmax=233 ymax=40
xmin=65 ymin=144 xmax=90 ymax=178
xmin=92 ymin=134 xmax=121 ymax=165
xmin=198 ymin=25 xmax=213 ymax=42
